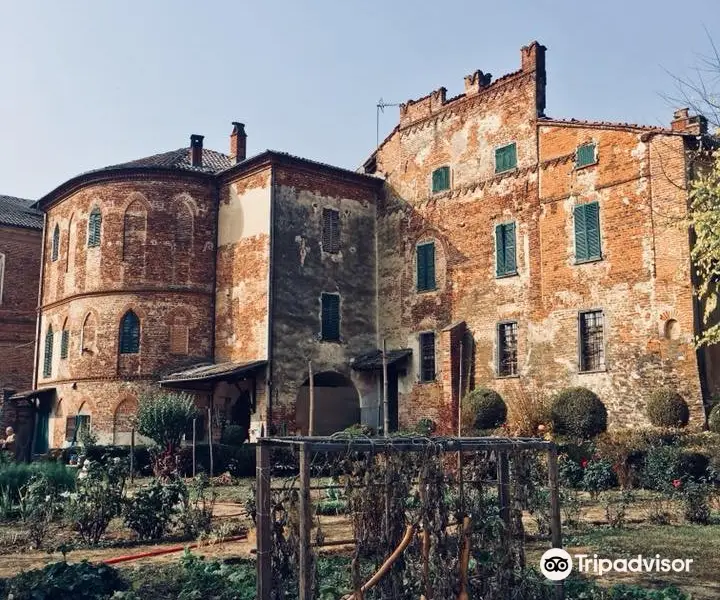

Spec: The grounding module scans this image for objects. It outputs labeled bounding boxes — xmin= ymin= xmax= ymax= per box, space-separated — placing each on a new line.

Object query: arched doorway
xmin=295 ymin=371 xmax=360 ymax=436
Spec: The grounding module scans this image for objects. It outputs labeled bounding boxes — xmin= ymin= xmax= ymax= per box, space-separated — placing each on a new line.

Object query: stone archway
xmin=295 ymin=371 xmax=360 ymax=436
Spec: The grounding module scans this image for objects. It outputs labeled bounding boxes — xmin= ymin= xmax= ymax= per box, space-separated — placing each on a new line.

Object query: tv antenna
xmin=377 ymin=98 xmax=401 ymax=148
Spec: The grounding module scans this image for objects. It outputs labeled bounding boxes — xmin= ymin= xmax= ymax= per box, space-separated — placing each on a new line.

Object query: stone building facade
xmin=11 ymin=41 xmax=715 ymax=450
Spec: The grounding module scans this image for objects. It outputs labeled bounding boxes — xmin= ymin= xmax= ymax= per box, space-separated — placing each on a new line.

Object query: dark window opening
xmin=321 ymin=293 xmax=340 ymax=341
xmin=60 ymin=330 xmax=69 ymax=359
xmin=66 ymin=414 xmax=90 ymax=443
xmin=51 ymin=225 xmax=60 ymax=262
xmin=419 ymin=332 xmax=436 ymax=382
xmin=43 ymin=326 xmax=53 ymax=378
xmin=579 ymin=310 xmax=605 ymax=372
xmin=322 ymin=208 xmax=340 ymax=253
xmin=497 ymin=322 xmax=518 ymax=377
xmin=119 ymin=310 xmax=140 ymax=354
xmin=87 ymin=208 xmax=102 ymax=247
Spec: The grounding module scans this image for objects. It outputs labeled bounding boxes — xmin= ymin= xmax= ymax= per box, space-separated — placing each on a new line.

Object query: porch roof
xmin=159 ymin=360 xmax=267 ymax=388
xmin=349 ymin=348 xmax=412 ymax=371
xmin=9 ymin=387 xmax=55 ymax=401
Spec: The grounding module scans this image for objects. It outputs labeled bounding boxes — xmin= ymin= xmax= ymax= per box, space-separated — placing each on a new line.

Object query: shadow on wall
xmin=295 ymin=371 xmax=360 ymax=436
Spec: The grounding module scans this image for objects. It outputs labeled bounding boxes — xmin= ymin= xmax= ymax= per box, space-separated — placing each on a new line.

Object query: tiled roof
xmin=101 ymin=147 xmax=233 ymax=174
xmin=539 ymin=117 xmax=674 ymax=133
xmin=350 ymin=348 xmax=413 ymax=371
xmin=160 ymin=360 xmax=267 ymax=385
xmin=0 ymin=195 xmax=42 ymax=230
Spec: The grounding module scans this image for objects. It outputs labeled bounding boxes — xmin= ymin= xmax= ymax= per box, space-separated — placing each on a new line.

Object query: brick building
xmin=0 ymin=195 xmax=43 ymax=457
xmin=11 ymin=41 xmax=716 ymax=450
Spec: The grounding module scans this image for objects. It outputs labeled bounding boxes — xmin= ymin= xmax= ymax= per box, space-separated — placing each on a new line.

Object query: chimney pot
xmin=190 ymin=134 xmax=204 ymax=167
xmin=230 ymin=122 xmax=247 ymax=164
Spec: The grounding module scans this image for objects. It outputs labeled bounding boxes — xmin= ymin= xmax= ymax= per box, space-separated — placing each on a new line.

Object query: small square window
xmin=419 ymin=332 xmax=436 ymax=382
xmin=579 ymin=310 xmax=605 ymax=372
xmin=576 ymin=143 xmax=597 ymax=168
xmin=431 ymin=166 xmax=450 ymax=193
xmin=495 ymin=143 xmax=517 ymax=173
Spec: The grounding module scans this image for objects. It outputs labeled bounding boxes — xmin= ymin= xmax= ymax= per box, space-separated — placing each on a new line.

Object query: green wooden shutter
xmin=577 ymin=143 xmax=596 ymax=167
xmin=495 ymin=225 xmax=506 ymax=276
xmin=504 ymin=223 xmax=516 ymax=273
xmin=495 ymin=143 xmax=517 ymax=173
xmin=43 ymin=328 xmax=53 ymax=378
xmin=60 ymin=330 xmax=69 ymax=359
xmin=585 ymin=202 xmax=601 ymax=259
xmin=88 ymin=209 xmax=101 ymax=247
xmin=432 ymin=167 xmax=449 ymax=193
xmin=321 ymin=294 xmax=340 ymax=341
xmin=417 ymin=243 xmax=435 ymax=291
xmin=574 ymin=204 xmax=588 ymax=261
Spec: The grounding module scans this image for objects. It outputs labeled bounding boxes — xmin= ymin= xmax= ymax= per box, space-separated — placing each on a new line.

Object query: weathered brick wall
xmin=375 ymin=43 xmax=705 ymax=432
xmin=270 ymin=165 xmax=379 ymax=434
xmin=38 ymin=175 xmax=217 ymax=444
xmin=215 ymin=168 xmax=272 ymax=364
xmin=0 ymin=225 xmax=41 ymax=395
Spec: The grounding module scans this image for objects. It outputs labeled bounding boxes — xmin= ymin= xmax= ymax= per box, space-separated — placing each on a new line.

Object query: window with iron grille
xmin=119 ymin=310 xmax=140 ymax=354
xmin=576 ymin=143 xmax=597 ymax=168
xmin=416 ymin=242 xmax=436 ymax=292
xmin=419 ymin=332 xmax=436 ymax=382
xmin=322 ymin=208 xmax=340 ymax=253
xmin=60 ymin=329 xmax=69 ymax=359
xmin=495 ymin=143 xmax=517 ymax=173
xmin=87 ymin=207 xmax=102 ymax=247
xmin=321 ymin=293 xmax=340 ymax=341
xmin=497 ymin=321 xmax=518 ymax=377
xmin=579 ymin=310 xmax=605 ymax=372
xmin=66 ymin=414 xmax=90 ymax=442
xmin=51 ymin=224 xmax=60 ymax=262
xmin=43 ymin=326 xmax=53 ymax=378
xmin=431 ymin=166 xmax=450 ymax=193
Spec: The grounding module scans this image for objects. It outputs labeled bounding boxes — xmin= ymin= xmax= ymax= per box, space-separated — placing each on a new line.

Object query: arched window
xmin=123 ymin=200 xmax=147 ymax=261
xmin=175 ymin=203 xmax=193 ymax=249
xmin=43 ymin=325 xmax=54 ymax=378
xmin=87 ymin=207 xmax=102 ymax=248
xmin=119 ymin=310 xmax=140 ymax=354
xmin=51 ymin=224 xmax=60 ymax=262
xmin=60 ymin=318 xmax=70 ymax=359
xmin=81 ymin=312 xmax=97 ymax=353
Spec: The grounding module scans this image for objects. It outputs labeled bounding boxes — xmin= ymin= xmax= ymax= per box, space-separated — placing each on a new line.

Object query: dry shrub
xmin=504 ymin=381 xmax=551 ymax=437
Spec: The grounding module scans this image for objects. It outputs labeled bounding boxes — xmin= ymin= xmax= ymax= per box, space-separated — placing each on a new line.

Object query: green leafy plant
xmin=679 ymin=479 xmax=712 ymax=524
xmin=220 ymin=424 xmax=247 ymax=446
xmin=66 ymin=458 xmax=127 ymax=544
xmin=124 ymin=477 xmax=184 ymax=540
xmin=414 ymin=417 xmax=437 ymax=436
xmin=581 ymin=458 xmax=617 ymax=499
xmin=550 ymin=387 xmax=607 ymax=440
xmin=177 ymin=475 xmax=216 ymax=538
xmin=557 ymin=453 xmax=584 ymax=488
xmin=78 ymin=422 xmax=99 ymax=449
xmin=18 ymin=474 xmax=62 ymax=549
xmin=602 ymin=490 xmax=635 ymax=528
xmin=645 ymin=390 xmax=690 ymax=428
xmin=461 ymin=387 xmax=507 ymax=433
xmin=137 ymin=390 xmax=197 ymax=454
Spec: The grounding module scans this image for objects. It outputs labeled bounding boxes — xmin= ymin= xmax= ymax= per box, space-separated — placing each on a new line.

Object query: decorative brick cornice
xmin=40 ymin=375 xmax=158 ymax=386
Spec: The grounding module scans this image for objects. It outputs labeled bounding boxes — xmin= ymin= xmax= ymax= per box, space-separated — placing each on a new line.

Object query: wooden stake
xmin=548 ymin=444 xmax=565 ymax=600
xmin=457 ymin=338 xmax=464 ymax=515
xmin=207 ymin=407 xmax=214 ymax=479
xmin=130 ymin=428 xmax=135 ymax=486
xmin=256 ymin=443 xmax=272 ymax=600
xmin=192 ymin=417 xmax=197 ymax=478
xmin=308 ymin=361 xmax=315 ymax=436
xmin=382 ymin=339 xmax=389 ymax=437
xmin=298 ymin=443 xmax=312 ymax=600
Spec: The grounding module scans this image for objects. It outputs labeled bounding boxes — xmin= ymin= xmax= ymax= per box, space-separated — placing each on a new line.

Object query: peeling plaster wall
xmin=269 ymin=166 xmax=378 ymax=434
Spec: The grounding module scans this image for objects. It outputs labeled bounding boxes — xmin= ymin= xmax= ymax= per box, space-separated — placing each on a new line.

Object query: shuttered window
xmin=321 ymin=293 xmax=340 ymax=341
xmin=322 ymin=208 xmax=340 ymax=253
xmin=119 ymin=311 xmax=140 ymax=354
xmin=495 ymin=143 xmax=517 ymax=173
xmin=495 ymin=222 xmax=517 ymax=277
xmin=43 ymin=326 xmax=53 ymax=378
xmin=576 ymin=143 xmax=597 ymax=168
xmin=87 ymin=208 xmax=102 ymax=247
xmin=416 ymin=242 xmax=436 ymax=292
xmin=51 ymin=225 xmax=60 ymax=262
xmin=579 ymin=310 xmax=605 ymax=372
xmin=574 ymin=202 xmax=602 ymax=262
xmin=419 ymin=332 xmax=436 ymax=382
xmin=431 ymin=166 xmax=450 ymax=193
xmin=497 ymin=322 xmax=518 ymax=377
xmin=60 ymin=329 xmax=69 ymax=359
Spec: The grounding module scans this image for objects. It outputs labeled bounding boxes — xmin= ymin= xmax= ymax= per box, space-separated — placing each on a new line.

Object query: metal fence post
xmin=256 ymin=443 xmax=272 ymax=600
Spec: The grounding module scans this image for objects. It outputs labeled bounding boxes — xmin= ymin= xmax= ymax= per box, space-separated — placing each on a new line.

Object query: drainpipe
xmin=265 ymin=168 xmax=276 ymax=433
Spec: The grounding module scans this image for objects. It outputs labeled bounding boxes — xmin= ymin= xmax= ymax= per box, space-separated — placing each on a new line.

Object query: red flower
xmin=580 ymin=459 xmax=589 ymax=468
xmin=672 ymin=479 xmax=682 ymax=489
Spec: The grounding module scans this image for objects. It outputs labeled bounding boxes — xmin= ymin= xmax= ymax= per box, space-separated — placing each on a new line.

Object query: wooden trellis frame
xmin=256 ymin=435 xmax=564 ymax=600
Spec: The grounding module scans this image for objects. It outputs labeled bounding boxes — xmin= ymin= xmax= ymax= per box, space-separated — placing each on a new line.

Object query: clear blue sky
xmin=1 ymin=1 xmax=718 ymax=199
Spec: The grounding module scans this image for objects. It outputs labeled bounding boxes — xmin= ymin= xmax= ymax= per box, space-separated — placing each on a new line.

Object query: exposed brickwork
xmin=375 ymin=44 xmax=707 ymax=432
xmin=0 ymin=225 xmax=42 ymax=429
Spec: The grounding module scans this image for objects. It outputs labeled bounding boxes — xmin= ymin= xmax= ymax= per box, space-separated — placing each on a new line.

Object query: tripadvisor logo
xmin=540 ymin=548 xmax=694 ymax=581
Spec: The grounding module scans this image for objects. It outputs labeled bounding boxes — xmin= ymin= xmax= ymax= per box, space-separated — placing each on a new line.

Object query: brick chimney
xmin=520 ymin=41 xmax=547 ymax=117
xmin=190 ymin=134 xmax=204 ymax=167
xmin=671 ymin=108 xmax=708 ymax=135
xmin=229 ymin=122 xmax=247 ymax=164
